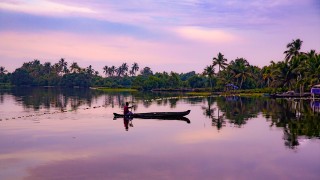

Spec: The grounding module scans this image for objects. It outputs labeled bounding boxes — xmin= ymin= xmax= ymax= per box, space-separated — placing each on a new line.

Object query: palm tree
xmin=116 ymin=63 xmax=129 ymax=77
xmin=271 ymin=61 xmax=296 ymax=90
xmin=262 ymin=67 xmax=272 ymax=87
xmin=230 ymin=58 xmax=253 ymax=89
xmin=103 ymin=65 xmax=109 ymax=77
xmin=108 ymin=66 xmax=116 ymax=77
xmin=304 ymin=50 xmax=320 ymax=87
xmin=0 ymin=66 xmax=7 ymax=75
xmin=203 ymin=65 xmax=215 ymax=91
xmin=121 ymin=63 xmax=128 ymax=76
xmin=131 ymin=62 xmax=139 ymax=76
xmin=284 ymin=39 xmax=303 ymax=61
xmin=234 ymin=68 xmax=253 ymax=89
xmin=86 ymin=65 xmax=94 ymax=75
xmin=115 ymin=66 xmax=122 ymax=77
xmin=213 ymin=52 xmax=228 ymax=73
xmin=58 ymin=58 xmax=69 ymax=75
xmin=219 ymin=69 xmax=235 ymax=85
xmin=43 ymin=62 xmax=52 ymax=74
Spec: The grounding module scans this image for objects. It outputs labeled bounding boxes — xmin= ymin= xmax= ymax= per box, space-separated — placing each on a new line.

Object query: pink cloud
xmin=0 ymin=0 xmax=96 ymax=17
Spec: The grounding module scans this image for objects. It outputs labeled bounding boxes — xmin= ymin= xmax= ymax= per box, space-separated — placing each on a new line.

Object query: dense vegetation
xmin=0 ymin=39 xmax=319 ymax=92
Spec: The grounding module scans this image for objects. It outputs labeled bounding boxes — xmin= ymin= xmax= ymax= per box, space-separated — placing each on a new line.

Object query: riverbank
xmin=94 ymin=87 xmax=138 ymax=92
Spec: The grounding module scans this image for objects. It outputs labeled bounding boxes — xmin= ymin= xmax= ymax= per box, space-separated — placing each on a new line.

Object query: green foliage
xmin=11 ymin=68 xmax=33 ymax=86
xmin=0 ymin=66 xmax=10 ymax=84
xmin=187 ymin=75 xmax=206 ymax=88
xmin=60 ymin=73 xmax=92 ymax=87
xmin=140 ymin=67 xmax=153 ymax=76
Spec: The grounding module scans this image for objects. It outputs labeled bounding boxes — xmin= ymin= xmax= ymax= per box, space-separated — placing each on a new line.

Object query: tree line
xmin=0 ymin=39 xmax=319 ymax=92
xmin=204 ymin=39 xmax=319 ymax=92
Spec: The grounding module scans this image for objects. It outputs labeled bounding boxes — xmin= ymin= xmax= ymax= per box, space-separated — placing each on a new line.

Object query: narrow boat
xmin=113 ymin=110 xmax=191 ymax=119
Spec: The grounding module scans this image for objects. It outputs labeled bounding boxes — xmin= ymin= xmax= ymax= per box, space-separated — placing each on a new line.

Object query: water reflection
xmin=262 ymin=98 xmax=320 ymax=149
xmin=7 ymin=87 xmax=104 ymax=110
xmin=123 ymin=117 xmax=134 ymax=131
xmin=311 ymin=100 xmax=320 ymax=113
xmin=202 ymin=96 xmax=226 ymax=130
xmin=0 ymin=87 xmax=319 ymax=150
xmin=114 ymin=116 xmax=191 ymax=130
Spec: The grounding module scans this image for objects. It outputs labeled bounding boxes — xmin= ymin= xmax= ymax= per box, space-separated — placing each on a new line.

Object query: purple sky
xmin=0 ymin=0 xmax=319 ymax=74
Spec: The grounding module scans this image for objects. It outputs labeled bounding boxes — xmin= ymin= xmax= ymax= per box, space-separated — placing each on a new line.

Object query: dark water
xmin=0 ymin=87 xmax=319 ymax=180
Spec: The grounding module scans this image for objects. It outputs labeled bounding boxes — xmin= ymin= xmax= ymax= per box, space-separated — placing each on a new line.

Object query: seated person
xmin=123 ymin=102 xmax=133 ymax=116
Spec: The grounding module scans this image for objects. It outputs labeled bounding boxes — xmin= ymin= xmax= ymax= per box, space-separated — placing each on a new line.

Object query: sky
xmin=0 ymin=0 xmax=319 ymax=74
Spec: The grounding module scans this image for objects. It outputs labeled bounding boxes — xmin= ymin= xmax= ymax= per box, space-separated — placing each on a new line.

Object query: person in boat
xmin=123 ymin=102 xmax=133 ymax=116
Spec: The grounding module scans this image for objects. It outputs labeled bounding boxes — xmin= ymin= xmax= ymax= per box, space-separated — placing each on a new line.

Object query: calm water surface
xmin=0 ymin=87 xmax=319 ymax=180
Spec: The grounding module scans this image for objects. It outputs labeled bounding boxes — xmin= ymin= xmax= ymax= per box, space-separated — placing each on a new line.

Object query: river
xmin=0 ymin=87 xmax=319 ymax=180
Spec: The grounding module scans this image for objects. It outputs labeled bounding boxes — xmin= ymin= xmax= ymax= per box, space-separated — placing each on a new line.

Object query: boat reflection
xmin=114 ymin=116 xmax=191 ymax=131
xmin=134 ymin=116 xmax=191 ymax=123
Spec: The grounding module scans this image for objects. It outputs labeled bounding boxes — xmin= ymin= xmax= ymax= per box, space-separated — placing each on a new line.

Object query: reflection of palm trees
xmin=9 ymin=87 xmax=103 ymax=111
xmin=283 ymin=127 xmax=299 ymax=149
xmin=202 ymin=97 xmax=215 ymax=117
xmin=264 ymin=98 xmax=320 ymax=149
xmin=202 ymin=97 xmax=225 ymax=130
xmin=0 ymin=92 xmax=4 ymax=103
xmin=211 ymin=109 xmax=225 ymax=130
xmin=169 ymin=99 xmax=178 ymax=108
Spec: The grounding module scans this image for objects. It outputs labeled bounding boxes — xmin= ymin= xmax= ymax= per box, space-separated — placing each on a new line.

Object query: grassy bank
xmin=94 ymin=87 xmax=267 ymax=97
xmin=185 ymin=92 xmax=213 ymax=96
xmin=185 ymin=91 xmax=264 ymax=97
xmin=94 ymin=87 xmax=138 ymax=92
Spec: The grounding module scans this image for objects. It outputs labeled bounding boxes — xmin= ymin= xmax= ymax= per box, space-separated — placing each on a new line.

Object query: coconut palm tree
xmin=86 ymin=65 xmax=94 ymax=75
xmin=219 ymin=69 xmax=235 ymax=85
xmin=57 ymin=58 xmax=69 ymax=75
xmin=116 ymin=63 xmax=129 ymax=77
xmin=304 ymin=50 xmax=320 ymax=87
xmin=284 ymin=39 xmax=303 ymax=61
xmin=262 ymin=67 xmax=272 ymax=87
xmin=131 ymin=62 xmax=139 ymax=76
xmin=203 ymin=65 xmax=215 ymax=91
xmin=229 ymin=58 xmax=252 ymax=89
xmin=115 ymin=66 xmax=122 ymax=77
xmin=0 ymin=66 xmax=7 ymax=75
xmin=234 ymin=68 xmax=253 ymax=89
xmin=43 ymin=62 xmax=52 ymax=74
xmin=108 ymin=66 xmax=116 ymax=77
xmin=271 ymin=61 xmax=296 ymax=90
xmin=103 ymin=65 xmax=109 ymax=77
xmin=213 ymin=52 xmax=228 ymax=73
xmin=121 ymin=63 xmax=128 ymax=76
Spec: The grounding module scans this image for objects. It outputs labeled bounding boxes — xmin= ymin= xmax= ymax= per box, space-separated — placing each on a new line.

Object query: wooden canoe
xmin=113 ymin=110 xmax=190 ymax=119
